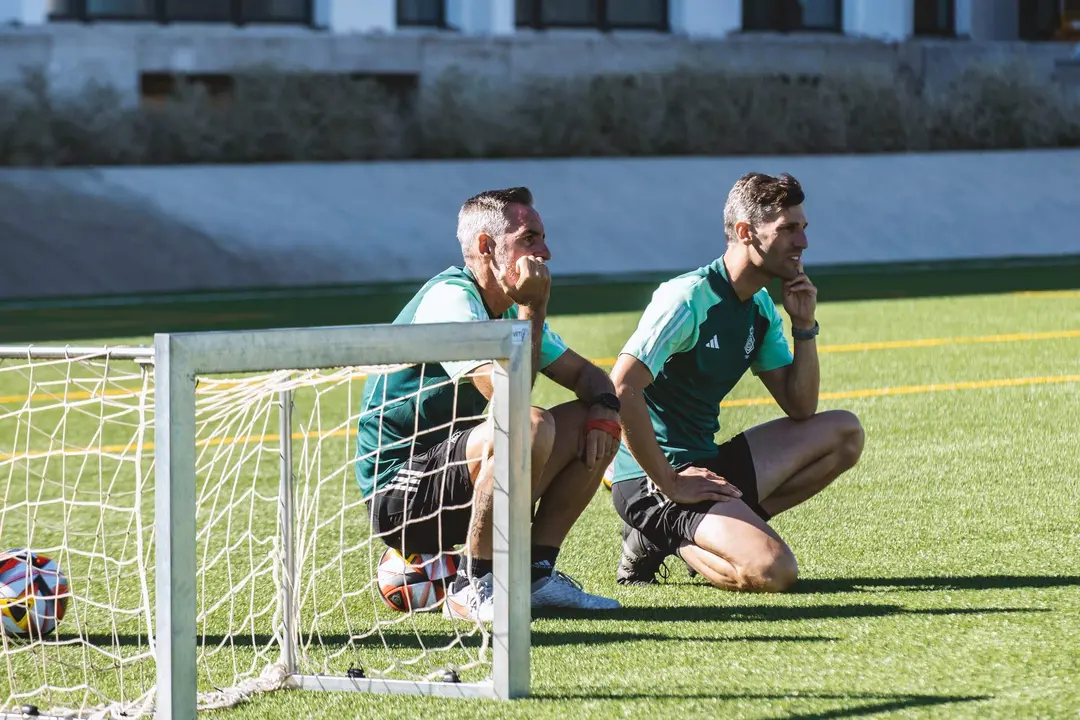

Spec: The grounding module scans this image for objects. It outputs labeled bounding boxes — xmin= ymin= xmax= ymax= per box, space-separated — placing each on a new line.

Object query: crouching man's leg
xmin=614 ymin=410 xmax=863 ymax=591
xmin=612 ymin=472 xmax=797 ymax=592
xmin=747 ymin=409 xmax=865 ymax=518
xmin=527 ymin=401 xmax=621 ymax=610
xmin=444 ymin=407 xmax=557 ymax=621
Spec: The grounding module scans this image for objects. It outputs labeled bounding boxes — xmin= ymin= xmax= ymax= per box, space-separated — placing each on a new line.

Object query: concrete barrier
xmin=1 ymin=149 xmax=1078 ymax=301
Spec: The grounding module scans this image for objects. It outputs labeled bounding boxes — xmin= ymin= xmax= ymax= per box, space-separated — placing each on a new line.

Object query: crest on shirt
xmin=744 ymin=326 xmax=756 ymax=359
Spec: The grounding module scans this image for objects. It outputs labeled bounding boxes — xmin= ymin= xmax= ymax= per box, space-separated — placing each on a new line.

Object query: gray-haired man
xmin=355 ymin=187 xmax=622 ymax=621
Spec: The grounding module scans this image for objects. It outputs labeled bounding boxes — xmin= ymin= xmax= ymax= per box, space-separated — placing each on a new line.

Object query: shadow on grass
xmin=537 ymin=690 xmax=989 ymax=718
xmin=789 ymin=575 xmax=1080 ymax=594
xmin=58 ymin=597 xmax=1055 ymax=651
xmin=533 ymin=631 xmax=839 ymax=646
xmin=533 ymin=603 xmax=1047 ymax=622
xmin=781 ymin=694 xmax=987 ymax=720
xmin=71 ymin=630 xmax=841 ymax=651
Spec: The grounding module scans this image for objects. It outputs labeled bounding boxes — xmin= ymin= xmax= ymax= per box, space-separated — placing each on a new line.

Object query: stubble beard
xmin=760 ymin=245 xmax=799 ymax=282
xmin=493 ymin=246 xmax=517 ymax=292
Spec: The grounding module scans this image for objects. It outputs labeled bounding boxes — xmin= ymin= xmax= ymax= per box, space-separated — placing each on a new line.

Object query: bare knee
xmin=831 ymin=410 xmax=865 ymax=469
xmin=530 ymin=407 xmax=556 ymax=464
xmin=734 ymin=549 xmax=799 ymax=593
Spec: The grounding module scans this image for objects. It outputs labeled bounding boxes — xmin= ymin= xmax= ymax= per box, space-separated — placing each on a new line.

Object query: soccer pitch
xmin=3 ymin=288 xmax=1079 ymax=718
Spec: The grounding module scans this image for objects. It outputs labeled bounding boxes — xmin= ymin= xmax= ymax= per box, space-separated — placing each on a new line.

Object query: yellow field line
xmin=0 ymin=374 xmax=369 ymax=406
xmin=811 ymin=329 xmax=1080 ymax=354
xmin=2 ymin=373 xmax=1077 ymax=461
xmin=591 ymin=329 xmax=1080 ymax=367
xmin=719 ymin=373 xmax=1080 ymax=407
xmin=0 ymin=427 xmax=351 ymax=462
xmin=0 ymin=387 xmax=142 ymax=406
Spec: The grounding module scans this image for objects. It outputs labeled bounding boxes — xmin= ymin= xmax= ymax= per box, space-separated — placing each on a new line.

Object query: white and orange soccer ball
xmin=0 ymin=549 xmax=69 ymax=639
xmin=377 ymin=547 xmax=458 ymax=613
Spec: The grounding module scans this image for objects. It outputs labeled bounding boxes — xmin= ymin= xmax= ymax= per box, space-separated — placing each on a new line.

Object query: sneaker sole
xmin=533 ymin=599 xmax=623 ymax=610
xmin=442 ymin=601 xmax=495 ymax=624
xmin=616 ymin=575 xmax=658 ymax=586
xmin=442 ymin=596 xmax=475 ymax=621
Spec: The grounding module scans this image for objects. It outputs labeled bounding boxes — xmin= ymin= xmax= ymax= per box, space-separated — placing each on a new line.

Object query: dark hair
xmin=460 ymin=187 xmax=534 ymax=214
xmin=723 ymin=173 xmax=805 ymax=243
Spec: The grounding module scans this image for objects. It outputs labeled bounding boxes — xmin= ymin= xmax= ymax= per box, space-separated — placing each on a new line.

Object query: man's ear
xmin=735 ymin=221 xmax=754 ymax=244
xmin=476 ymin=232 xmax=495 ymax=258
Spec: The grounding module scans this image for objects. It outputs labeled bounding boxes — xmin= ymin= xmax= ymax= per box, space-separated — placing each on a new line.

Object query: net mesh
xmin=0 ymin=348 xmax=493 ymax=718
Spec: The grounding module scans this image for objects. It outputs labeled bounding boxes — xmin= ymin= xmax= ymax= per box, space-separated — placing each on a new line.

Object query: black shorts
xmin=367 ymin=426 xmax=478 ymax=554
xmin=611 ymin=432 xmax=765 ymax=554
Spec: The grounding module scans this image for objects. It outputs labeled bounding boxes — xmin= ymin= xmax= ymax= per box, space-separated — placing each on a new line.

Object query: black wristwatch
xmin=792 ymin=321 xmax=820 ymax=341
xmin=588 ymin=392 xmax=621 ymax=413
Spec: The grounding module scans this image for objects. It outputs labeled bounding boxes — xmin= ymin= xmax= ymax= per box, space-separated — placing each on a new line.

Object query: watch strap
xmin=792 ymin=321 xmax=820 ymax=341
xmin=588 ymin=392 xmax=621 ymax=412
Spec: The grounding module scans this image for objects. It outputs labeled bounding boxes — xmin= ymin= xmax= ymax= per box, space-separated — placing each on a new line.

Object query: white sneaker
xmin=443 ymin=573 xmax=495 ymax=623
xmin=530 ymin=571 xmax=621 ymax=610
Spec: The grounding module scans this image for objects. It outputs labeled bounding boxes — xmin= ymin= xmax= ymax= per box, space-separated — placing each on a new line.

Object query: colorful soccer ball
xmin=377 ymin=547 xmax=457 ymax=613
xmin=0 ymin=549 xmax=69 ymax=639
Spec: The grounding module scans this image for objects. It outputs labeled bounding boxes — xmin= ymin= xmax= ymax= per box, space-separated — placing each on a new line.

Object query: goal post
xmin=0 ymin=318 xmax=532 ymax=719
xmin=155 ymin=320 xmax=533 ymax=716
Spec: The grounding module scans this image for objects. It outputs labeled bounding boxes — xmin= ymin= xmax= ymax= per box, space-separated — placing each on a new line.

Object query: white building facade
xmin=1 ymin=0 xmax=1075 ymax=42
xmin=1 ymin=1 xmax=1077 ymax=106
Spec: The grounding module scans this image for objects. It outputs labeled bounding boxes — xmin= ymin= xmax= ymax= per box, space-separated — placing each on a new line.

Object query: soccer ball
xmin=377 ymin=547 xmax=457 ymax=613
xmin=0 ymin=549 xmax=69 ymax=639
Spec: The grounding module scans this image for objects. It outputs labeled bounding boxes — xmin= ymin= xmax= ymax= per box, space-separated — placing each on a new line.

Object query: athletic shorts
xmin=367 ymin=425 xmax=479 ymax=554
xmin=611 ymin=432 xmax=765 ymax=554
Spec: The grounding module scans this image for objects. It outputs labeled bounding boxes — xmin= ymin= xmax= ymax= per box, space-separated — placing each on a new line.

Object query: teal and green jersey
xmin=354 ymin=266 xmax=568 ymax=498
xmin=610 ymin=258 xmax=794 ymax=484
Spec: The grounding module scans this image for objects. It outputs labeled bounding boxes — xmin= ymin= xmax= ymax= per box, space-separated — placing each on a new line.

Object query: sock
xmin=454 ymin=557 xmax=493 ymax=592
xmin=531 ymin=545 xmax=560 ymax=584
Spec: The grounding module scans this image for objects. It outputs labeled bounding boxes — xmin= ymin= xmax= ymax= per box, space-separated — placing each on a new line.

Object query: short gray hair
xmin=456 ymin=187 xmax=534 ymax=257
xmin=723 ymin=173 xmax=805 ymax=243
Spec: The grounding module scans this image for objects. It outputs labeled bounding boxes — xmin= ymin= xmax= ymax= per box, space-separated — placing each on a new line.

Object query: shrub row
xmin=0 ymin=63 xmax=1075 ymax=166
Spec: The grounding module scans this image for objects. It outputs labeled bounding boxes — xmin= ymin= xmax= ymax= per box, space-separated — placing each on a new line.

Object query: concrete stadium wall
xmin=1 ymin=150 xmax=1077 ymax=301
xmin=0 ymin=24 xmax=1078 ymax=106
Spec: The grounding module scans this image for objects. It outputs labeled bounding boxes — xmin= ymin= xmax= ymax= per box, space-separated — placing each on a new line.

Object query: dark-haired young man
xmin=355 ymin=187 xmax=622 ymax=622
xmin=609 ymin=172 xmax=865 ymax=591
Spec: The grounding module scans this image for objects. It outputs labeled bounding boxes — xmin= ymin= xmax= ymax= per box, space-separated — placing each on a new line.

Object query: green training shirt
xmin=610 ymin=258 xmax=794 ymax=484
xmin=354 ymin=266 xmax=568 ymax=498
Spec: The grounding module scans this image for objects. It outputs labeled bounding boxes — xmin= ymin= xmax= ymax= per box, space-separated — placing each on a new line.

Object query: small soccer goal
xmin=0 ymin=321 xmax=533 ymax=719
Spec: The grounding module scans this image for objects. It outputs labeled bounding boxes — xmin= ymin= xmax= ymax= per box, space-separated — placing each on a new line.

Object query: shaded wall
xmin=1 ymin=149 xmax=1078 ymax=301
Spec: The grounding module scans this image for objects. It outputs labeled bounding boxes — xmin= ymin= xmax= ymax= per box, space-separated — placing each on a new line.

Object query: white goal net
xmin=0 ymin=322 xmax=531 ymax=718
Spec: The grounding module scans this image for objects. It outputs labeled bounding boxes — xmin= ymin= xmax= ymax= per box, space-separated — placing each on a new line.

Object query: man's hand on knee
xmin=667 ymin=466 xmax=743 ymax=505
xmin=580 ymin=403 xmax=621 ymax=472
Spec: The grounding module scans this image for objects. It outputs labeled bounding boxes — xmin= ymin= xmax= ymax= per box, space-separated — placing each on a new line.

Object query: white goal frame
xmin=0 ymin=319 xmax=533 ymax=718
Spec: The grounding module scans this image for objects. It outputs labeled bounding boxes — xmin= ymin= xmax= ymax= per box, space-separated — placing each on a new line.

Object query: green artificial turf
xmin=1 ymin=288 xmax=1078 ymax=719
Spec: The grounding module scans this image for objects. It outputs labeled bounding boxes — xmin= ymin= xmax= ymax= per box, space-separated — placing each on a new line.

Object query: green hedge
xmin=0 ymin=63 xmax=1076 ymax=166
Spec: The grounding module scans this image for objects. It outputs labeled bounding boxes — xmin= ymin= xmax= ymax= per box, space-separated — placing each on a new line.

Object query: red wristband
xmin=584 ymin=419 xmax=622 ymax=441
